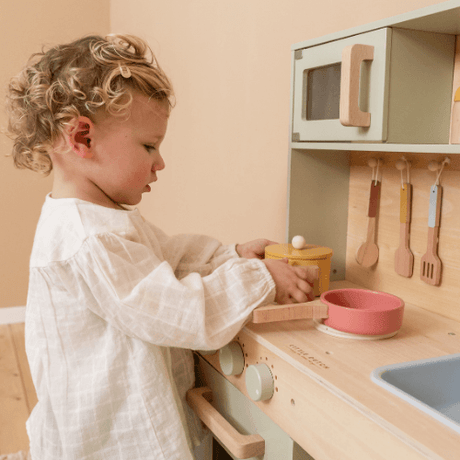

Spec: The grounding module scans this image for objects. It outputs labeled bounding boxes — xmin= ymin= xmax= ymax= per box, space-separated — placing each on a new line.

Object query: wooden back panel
xmin=346 ymin=153 xmax=460 ymax=322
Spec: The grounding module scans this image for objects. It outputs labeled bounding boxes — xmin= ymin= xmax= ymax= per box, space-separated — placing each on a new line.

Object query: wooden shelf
xmin=291 ymin=142 xmax=460 ymax=154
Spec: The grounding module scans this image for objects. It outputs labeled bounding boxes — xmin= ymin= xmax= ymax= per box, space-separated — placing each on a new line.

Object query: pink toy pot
xmin=319 ymin=288 xmax=404 ymax=335
xmin=252 ymin=288 xmax=405 ymax=336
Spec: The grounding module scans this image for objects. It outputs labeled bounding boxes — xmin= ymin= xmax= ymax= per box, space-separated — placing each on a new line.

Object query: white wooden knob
xmin=219 ymin=342 xmax=245 ymax=376
xmin=292 ymin=235 xmax=306 ymax=249
xmin=245 ymin=364 xmax=274 ymax=401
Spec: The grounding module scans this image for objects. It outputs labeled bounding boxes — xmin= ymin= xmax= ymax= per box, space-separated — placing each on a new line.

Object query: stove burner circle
xmin=313 ymin=320 xmax=398 ymax=340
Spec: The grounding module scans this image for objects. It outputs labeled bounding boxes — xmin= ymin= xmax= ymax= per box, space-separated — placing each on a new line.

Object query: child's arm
xmin=74 ymin=233 xmax=277 ymax=351
xmin=147 ymin=223 xmax=274 ymax=277
xmin=146 ymin=223 xmax=238 ymax=277
xmin=235 ymin=239 xmax=277 ymax=259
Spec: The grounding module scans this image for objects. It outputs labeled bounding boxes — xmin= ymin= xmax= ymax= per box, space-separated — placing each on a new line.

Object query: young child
xmin=5 ymin=34 xmax=316 ymax=459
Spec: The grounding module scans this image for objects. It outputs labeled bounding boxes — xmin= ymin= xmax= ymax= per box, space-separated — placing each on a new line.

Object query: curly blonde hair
xmin=5 ymin=34 xmax=174 ymax=175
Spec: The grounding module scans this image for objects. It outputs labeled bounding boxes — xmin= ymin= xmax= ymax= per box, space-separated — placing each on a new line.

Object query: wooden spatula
xmin=395 ymin=184 xmax=414 ymax=277
xmin=420 ymin=184 xmax=442 ymax=286
xmin=356 ymin=180 xmax=381 ymax=267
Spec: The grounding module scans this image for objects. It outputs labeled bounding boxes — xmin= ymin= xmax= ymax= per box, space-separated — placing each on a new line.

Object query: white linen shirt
xmin=25 ymin=195 xmax=276 ymax=460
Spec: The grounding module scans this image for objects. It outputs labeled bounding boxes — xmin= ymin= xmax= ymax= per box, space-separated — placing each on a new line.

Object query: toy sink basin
xmin=371 ymin=354 xmax=460 ymax=434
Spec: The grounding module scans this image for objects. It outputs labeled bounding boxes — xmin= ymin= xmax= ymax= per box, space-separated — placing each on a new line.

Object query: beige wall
xmin=0 ymin=0 xmax=446 ymax=307
xmin=0 ymin=0 xmax=110 ymax=308
xmin=111 ymin=0 xmax=445 ymax=241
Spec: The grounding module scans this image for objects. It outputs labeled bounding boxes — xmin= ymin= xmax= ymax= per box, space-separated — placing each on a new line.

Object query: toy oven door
xmin=190 ymin=355 xmax=314 ymax=460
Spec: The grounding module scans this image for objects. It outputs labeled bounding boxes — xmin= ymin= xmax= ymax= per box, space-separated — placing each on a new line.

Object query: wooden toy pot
xmin=265 ymin=244 xmax=333 ymax=296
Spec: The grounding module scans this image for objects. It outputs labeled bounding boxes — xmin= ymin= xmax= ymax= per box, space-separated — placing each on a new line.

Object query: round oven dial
xmin=219 ymin=342 xmax=245 ymax=376
xmin=245 ymin=364 xmax=274 ymax=401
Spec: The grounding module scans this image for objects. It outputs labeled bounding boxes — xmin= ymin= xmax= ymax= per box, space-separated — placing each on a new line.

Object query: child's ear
xmin=66 ymin=116 xmax=94 ymax=159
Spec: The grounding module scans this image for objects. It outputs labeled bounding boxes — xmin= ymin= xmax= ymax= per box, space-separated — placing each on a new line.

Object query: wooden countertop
xmin=202 ymin=280 xmax=460 ymax=460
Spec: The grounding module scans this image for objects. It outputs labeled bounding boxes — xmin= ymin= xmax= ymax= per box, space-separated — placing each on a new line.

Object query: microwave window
xmin=305 ymin=63 xmax=341 ymax=120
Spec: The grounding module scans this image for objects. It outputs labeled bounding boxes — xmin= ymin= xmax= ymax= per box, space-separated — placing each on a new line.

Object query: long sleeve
xmin=67 ymin=232 xmax=275 ymax=351
xmin=145 ymin=221 xmax=239 ymax=278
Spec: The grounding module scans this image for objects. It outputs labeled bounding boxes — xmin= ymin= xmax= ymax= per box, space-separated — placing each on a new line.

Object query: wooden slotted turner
xmin=420 ymin=184 xmax=442 ymax=285
xmin=395 ymin=184 xmax=414 ymax=277
xmin=356 ymin=180 xmax=381 ymax=267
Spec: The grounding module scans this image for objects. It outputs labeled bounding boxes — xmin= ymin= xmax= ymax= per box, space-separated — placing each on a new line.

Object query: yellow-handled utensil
xmin=395 ymin=184 xmax=414 ymax=277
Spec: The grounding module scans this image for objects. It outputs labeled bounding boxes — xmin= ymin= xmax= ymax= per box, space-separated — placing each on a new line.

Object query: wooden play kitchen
xmin=193 ymin=279 xmax=460 ymax=460
xmin=190 ymin=3 xmax=460 ymax=460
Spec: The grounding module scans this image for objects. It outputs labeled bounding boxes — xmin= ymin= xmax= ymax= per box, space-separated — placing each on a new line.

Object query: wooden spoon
xmin=395 ymin=184 xmax=414 ymax=277
xmin=356 ymin=181 xmax=381 ymax=267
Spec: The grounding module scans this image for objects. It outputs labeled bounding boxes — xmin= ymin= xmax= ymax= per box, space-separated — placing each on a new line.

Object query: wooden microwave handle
xmin=340 ymin=44 xmax=374 ymax=127
xmin=186 ymin=387 xmax=265 ymax=459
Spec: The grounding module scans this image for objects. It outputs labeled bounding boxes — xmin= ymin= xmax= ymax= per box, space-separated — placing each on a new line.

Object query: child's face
xmin=88 ymin=91 xmax=169 ymax=207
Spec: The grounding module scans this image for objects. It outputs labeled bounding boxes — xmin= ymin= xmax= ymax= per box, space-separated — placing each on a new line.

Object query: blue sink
xmin=371 ymin=353 xmax=460 ymax=434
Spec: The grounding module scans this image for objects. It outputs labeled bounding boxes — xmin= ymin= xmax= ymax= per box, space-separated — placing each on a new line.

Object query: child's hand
xmin=236 ymin=239 xmax=277 ymax=259
xmin=263 ymin=258 xmax=318 ymax=304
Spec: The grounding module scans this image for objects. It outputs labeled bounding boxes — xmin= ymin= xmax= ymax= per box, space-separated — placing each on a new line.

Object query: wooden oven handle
xmin=340 ymin=44 xmax=374 ymax=127
xmin=186 ymin=386 xmax=265 ymax=459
